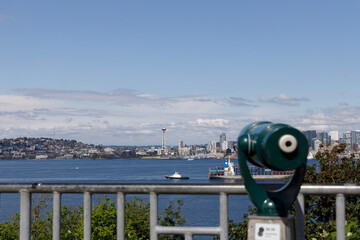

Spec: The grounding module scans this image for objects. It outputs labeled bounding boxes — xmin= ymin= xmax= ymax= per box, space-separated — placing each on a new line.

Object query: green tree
xmin=300 ymin=144 xmax=360 ymax=239
xmin=124 ymin=196 xmax=151 ymax=239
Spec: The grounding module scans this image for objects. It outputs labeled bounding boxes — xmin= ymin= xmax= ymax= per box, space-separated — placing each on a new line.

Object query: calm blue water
xmin=0 ymin=158 xmax=275 ymax=238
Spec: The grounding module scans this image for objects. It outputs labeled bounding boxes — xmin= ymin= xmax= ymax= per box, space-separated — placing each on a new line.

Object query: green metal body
xmin=238 ymin=121 xmax=308 ymax=217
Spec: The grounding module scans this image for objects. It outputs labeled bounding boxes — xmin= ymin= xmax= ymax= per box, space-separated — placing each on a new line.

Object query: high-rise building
xmin=328 ymin=131 xmax=339 ymax=145
xmin=220 ymin=133 xmax=226 ymax=151
xmin=328 ymin=131 xmax=339 ymax=141
xmin=221 ymin=141 xmax=228 ymax=152
xmin=344 ymin=131 xmax=351 ymax=138
xmin=351 ymin=130 xmax=360 ymax=149
xmin=178 ymin=140 xmax=183 ymax=150
xmin=317 ymin=132 xmax=330 ymax=145
xmin=303 ymin=130 xmax=316 ymax=147
xmin=220 ymin=133 xmax=226 ymax=142
xmin=340 ymin=132 xmax=351 ymax=146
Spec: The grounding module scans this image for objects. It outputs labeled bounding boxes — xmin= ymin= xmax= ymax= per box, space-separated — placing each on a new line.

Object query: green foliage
xmin=0 ymin=213 xmax=20 ymax=239
xmin=0 ymin=195 xmax=185 ymax=240
xmin=159 ymin=199 xmax=185 ymax=240
xmin=59 ymin=205 xmax=83 ymax=239
xmin=92 ymin=195 xmax=117 ymax=239
xmin=304 ymin=144 xmax=359 ymax=239
xmin=124 ymin=196 xmax=151 ymax=239
xmin=291 ymin=143 xmax=360 ymax=239
xmin=213 ymin=206 xmax=257 ymax=240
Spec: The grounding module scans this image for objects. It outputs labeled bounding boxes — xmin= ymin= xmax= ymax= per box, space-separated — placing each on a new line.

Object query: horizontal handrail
xmin=0 ymin=183 xmax=359 ymax=194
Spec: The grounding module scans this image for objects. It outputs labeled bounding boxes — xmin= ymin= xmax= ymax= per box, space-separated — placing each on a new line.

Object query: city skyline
xmin=1 ymin=1 xmax=360 ymax=145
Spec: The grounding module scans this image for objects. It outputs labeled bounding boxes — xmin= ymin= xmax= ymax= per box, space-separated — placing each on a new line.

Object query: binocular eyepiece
xmin=238 ymin=121 xmax=308 ymax=171
xmin=237 ymin=121 xmax=308 ymax=217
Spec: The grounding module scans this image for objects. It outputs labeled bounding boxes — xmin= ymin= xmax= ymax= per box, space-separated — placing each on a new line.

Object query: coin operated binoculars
xmin=237 ymin=122 xmax=308 ymax=240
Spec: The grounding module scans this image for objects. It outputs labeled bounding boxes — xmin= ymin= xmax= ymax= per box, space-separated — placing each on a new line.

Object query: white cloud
xmin=259 ymin=94 xmax=310 ymax=106
xmin=228 ymin=97 xmax=256 ymax=107
xmin=17 ymin=88 xmax=163 ymax=105
xmin=195 ymin=119 xmax=229 ymax=127
xmin=0 ymin=89 xmax=358 ymax=145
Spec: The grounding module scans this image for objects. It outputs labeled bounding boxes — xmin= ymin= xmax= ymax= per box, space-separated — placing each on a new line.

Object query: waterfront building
xmin=179 ymin=146 xmax=191 ymax=157
xmin=36 ymin=154 xmax=48 ymax=160
xmin=104 ymin=147 xmax=114 ymax=153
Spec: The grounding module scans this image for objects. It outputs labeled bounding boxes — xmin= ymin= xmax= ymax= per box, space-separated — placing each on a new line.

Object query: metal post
xmin=219 ymin=192 xmax=228 ymax=240
xmin=53 ymin=191 xmax=61 ymax=240
xmin=20 ymin=190 xmax=31 ymax=240
xmin=336 ymin=194 xmax=345 ymax=240
xmin=150 ymin=192 xmax=158 ymax=240
xmin=295 ymin=193 xmax=305 ymax=240
xmin=84 ymin=192 xmax=92 ymax=240
xmin=117 ymin=192 xmax=125 ymax=240
xmin=185 ymin=232 xmax=193 ymax=240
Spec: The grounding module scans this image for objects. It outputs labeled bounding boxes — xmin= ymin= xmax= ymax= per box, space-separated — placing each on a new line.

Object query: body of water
xmin=0 ymin=158 xmax=294 ymax=238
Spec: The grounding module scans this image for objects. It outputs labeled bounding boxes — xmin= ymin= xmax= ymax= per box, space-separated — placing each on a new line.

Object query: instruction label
xmin=254 ymin=223 xmax=280 ymax=240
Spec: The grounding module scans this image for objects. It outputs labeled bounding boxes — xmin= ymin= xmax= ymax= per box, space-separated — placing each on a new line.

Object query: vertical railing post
xmin=117 ymin=192 xmax=125 ymax=240
xmin=53 ymin=191 xmax=61 ymax=240
xmin=184 ymin=232 xmax=193 ymax=240
xmin=20 ymin=190 xmax=31 ymax=240
xmin=296 ymin=193 xmax=305 ymax=240
xmin=219 ymin=192 xmax=228 ymax=240
xmin=84 ymin=192 xmax=92 ymax=240
xmin=150 ymin=192 xmax=158 ymax=240
xmin=336 ymin=193 xmax=345 ymax=240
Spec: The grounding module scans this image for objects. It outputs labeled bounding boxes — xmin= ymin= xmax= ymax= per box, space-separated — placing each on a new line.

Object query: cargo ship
xmin=209 ymin=158 xmax=293 ymax=180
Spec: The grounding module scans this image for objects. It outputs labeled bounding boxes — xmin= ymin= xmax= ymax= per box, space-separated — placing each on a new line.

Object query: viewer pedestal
xmin=247 ymin=216 xmax=296 ymax=240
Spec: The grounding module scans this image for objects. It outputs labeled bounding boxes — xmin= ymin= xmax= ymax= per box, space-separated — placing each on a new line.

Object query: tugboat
xmin=165 ymin=172 xmax=189 ymax=179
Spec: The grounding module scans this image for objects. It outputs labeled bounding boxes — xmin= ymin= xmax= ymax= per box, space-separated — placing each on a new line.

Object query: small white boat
xmin=165 ymin=172 xmax=189 ymax=179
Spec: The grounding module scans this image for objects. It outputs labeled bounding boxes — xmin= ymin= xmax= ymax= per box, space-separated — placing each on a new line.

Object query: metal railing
xmin=0 ymin=183 xmax=359 ymax=240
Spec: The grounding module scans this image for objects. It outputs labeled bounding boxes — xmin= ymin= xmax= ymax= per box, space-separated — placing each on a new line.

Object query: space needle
xmin=161 ymin=128 xmax=166 ymax=155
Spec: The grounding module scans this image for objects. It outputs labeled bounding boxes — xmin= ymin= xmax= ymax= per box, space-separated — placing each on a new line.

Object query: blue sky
xmin=1 ymin=1 xmax=360 ymax=145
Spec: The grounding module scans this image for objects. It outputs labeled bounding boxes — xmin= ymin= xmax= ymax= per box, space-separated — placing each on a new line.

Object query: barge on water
xmin=209 ymin=158 xmax=293 ymax=180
